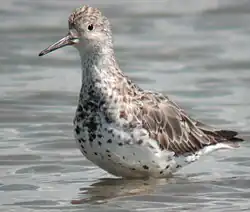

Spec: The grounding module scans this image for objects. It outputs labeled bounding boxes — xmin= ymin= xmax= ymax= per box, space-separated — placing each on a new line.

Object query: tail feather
xmin=215 ymin=130 xmax=244 ymax=142
xmin=194 ymin=120 xmax=244 ymax=142
xmin=182 ymin=122 xmax=244 ymax=164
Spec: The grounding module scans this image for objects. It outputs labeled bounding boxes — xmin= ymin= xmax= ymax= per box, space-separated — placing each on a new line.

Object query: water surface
xmin=1 ymin=0 xmax=250 ymax=211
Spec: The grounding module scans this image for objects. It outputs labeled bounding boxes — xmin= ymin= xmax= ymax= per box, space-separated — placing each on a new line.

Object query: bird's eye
xmin=88 ymin=24 xmax=94 ymax=31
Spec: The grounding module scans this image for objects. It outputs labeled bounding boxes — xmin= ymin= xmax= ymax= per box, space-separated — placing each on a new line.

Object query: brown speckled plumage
xmin=39 ymin=5 xmax=244 ymax=178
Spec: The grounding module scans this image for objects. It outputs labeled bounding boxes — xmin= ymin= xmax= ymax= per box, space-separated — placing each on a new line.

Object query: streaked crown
xmin=68 ymin=5 xmax=111 ymax=36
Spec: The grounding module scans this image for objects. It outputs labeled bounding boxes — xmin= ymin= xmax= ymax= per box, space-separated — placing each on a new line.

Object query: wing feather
xmin=129 ymin=92 xmax=242 ymax=156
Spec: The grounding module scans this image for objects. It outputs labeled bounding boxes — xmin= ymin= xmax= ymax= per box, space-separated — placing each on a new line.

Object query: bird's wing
xmin=130 ymin=92 xmax=242 ymax=156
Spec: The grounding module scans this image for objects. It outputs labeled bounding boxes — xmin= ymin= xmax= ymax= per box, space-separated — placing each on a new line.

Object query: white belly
xmin=73 ymin=119 xmax=183 ymax=178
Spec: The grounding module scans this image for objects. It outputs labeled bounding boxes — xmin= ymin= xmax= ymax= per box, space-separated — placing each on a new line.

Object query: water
xmin=1 ymin=0 xmax=250 ymax=211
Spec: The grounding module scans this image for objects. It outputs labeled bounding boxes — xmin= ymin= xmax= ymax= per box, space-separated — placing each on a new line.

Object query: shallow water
xmin=1 ymin=0 xmax=250 ymax=211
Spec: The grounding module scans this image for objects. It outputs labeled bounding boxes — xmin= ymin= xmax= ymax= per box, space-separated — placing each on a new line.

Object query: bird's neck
xmin=80 ymin=47 xmax=118 ymax=87
xmin=78 ymin=46 xmax=140 ymax=103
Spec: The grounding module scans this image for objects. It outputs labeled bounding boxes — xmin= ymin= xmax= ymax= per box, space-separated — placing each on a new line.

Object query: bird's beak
xmin=38 ymin=33 xmax=79 ymax=56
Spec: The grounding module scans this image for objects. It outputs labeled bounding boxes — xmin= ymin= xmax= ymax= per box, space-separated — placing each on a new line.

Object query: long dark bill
xmin=38 ymin=34 xmax=74 ymax=56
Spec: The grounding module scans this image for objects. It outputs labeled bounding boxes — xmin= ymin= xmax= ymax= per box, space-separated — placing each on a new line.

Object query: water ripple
xmin=0 ymin=0 xmax=250 ymax=212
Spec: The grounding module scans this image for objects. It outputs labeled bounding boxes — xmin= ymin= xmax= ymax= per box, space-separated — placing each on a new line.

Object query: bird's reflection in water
xmin=71 ymin=175 xmax=190 ymax=204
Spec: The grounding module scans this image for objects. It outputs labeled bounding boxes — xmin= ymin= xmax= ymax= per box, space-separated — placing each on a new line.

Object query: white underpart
xmin=74 ymin=122 xmax=176 ymax=178
xmin=183 ymin=142 xmax=235 ymax=163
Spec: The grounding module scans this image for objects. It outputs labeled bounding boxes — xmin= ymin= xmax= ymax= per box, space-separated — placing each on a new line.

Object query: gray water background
xmin=1 ymin=0 xmax=250 ymax=211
